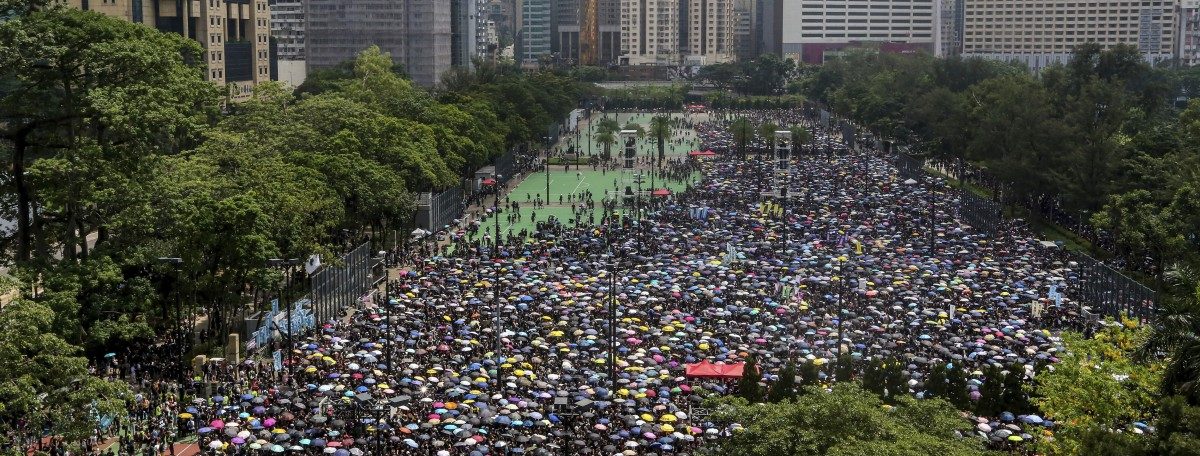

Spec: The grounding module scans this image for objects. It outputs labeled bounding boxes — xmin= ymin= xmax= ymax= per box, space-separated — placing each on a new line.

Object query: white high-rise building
xmin=780 ymin=0 xmax=938 ymax=64
xmin=619 ymin=0 xmax=683 ymax=65
xmin=961 ymin=0 xmax=1176 ymax=70
xmin=686 ymin=0 xmax=737 ymax=65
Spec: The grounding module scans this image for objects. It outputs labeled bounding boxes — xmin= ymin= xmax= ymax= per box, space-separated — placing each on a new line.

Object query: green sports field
xmin=467 ymin=168 xmax=698 ymax=242
xmin=461 ymin=111 xmax=705 ymax=243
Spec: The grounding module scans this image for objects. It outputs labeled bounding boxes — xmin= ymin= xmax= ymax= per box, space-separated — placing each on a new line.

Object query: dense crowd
xmin=76 ymin=110 xmax=1112 ymax=455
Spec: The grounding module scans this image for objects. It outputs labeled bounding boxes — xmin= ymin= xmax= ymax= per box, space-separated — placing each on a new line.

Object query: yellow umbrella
xmin=661 ymin=424 xmax=675 ymax=433
xmin=179 ymin=413 xmax=193 ymax=419
xmin=640 ymin=413 xmax=655 ymax=422
xmin=660 ymin=414 xmax=677 ymax=422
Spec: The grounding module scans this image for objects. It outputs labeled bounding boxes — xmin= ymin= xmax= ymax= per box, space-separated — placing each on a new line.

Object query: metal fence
xmin=958 ymin=192 xmax=1004 ymax=234
xmin=1065 ymin=250 xmax=1157 ymax=320
xmin=494 ymin=148 xmax=517 ymax=185
xmin=310 ymin=241 xmax=375 ymax=323
xmin=892 ymin=152 xmax=1156 ymax=319
xmin=416 ymin=187 xmax=465 ymax=231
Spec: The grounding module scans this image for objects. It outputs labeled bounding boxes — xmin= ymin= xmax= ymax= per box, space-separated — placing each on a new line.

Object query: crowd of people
xmin=74 ymin=109 xmax=1123 ymax=455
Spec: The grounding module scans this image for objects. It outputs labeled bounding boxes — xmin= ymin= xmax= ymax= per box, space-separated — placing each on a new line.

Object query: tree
xmin=704 ymin=383 xmax=995 ymax=456
xmin=0 ymin=8 xmax=219 ymax=263
xmin=790 ymin=126 xmax=812 ymax=154
xmin=0 ymin=296 xmax=129 ymax=448
xmin=799 ymin=360 xmax=821 ymax=392
xmin=595 ymin=130 xmax=616 ymax=162
xmin=622 ymin=121 xmax=645 ymax=147
xmin=1032 ymin=323 xmax=1161 ymax=456
xmin=767 ymin=361 xmax=797 ymax=403
xmin=1140 ymin=266 xmax=1200 ymax=404
xmin=925 ymin=362 xmax=948 ymax=399
xmin=834 ymin=353 xmax=854 ymax=383
xmin=730 ymin=117 xmax=754 ymax=159
xmin=758 ymin=121 xmax=779 ymax=159
xmin=650 ymin=115 xmax=671 ymax=163
xmin=737 ymin=355 xmax=762 ymax=402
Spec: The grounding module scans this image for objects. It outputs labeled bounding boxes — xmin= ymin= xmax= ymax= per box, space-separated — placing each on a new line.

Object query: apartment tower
xmin=65 ymin=0 xmax=272 ymax=101
xmin=961 ymin=0 xmax=1176 ymax=70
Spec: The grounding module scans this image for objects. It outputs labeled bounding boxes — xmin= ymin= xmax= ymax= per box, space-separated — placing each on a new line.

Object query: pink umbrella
xmin=263 ymin=418 xmax=276 ymax=427
xmin=210 ymin=420 xmax=225 ymax=429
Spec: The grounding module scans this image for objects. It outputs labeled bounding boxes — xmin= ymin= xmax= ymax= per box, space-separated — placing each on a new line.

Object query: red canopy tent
xmin=687 ymin=150 xmax=717 ymax=157
xmin=651 ymin=188 xmax=671 ymax=197
xmin=684 ymin=360 xmax=747 ymax=379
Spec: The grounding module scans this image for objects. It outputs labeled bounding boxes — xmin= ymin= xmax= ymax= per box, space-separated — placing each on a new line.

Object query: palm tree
xmin=596 ymin=117 xmax=620 ymax=136
xmin=758 ymin=121 xmax=779 ymax=159
xmin=790 ymin=126 xmax=812 ymax=154
xmin=730 ymin=117 xmax=754 ymax=160
xmin=594 ymin=117 xmax=621 ymax=161
xmin=623 ymin=122 xmax=645 ymax=139
xmin=596 ymin=130 xmax=616 ymax=161
xmin=650 ymin=115 xmax=672 ymax=164
xmin=1142 ymin=265 xmax=1200 ymax=405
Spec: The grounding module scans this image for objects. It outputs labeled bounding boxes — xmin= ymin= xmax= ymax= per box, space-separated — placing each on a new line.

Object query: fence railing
xmin=416 ymin=186 xmax=465 ymax=231
xmin=891 ymin=152 xmax=1156 ymax=319
xmin=310 ymin=241 xmax=375 ymax=323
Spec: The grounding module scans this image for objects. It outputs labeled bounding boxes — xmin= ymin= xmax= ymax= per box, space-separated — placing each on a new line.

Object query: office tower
xmin=961 ymin=0 xmax=1175 ymax=70
xmin=934 ymin=0 xmax=963 ymax=57
xmin=553 ymin=0 xmax=582 ymax=62
xmin=519 ymin=0 xmax=552 ymax=65
xmin=686 ymin=0 xmax=736 ymax=64
xmin=452 ymin=0 xmax=479 ymax=68
xmin=781 ymin=0 xmax=937 ymax=64
xmin=598 ymin=0 xmax=622 ymax=63
xmin=271 ymin=0 xmax=303 ymax=59
xmin=306 ymin=0 xmax=450 ymax=87
xmin=578 ymin=0 xmax=597 ymax=64
xmin=619 ymin=0 xmax=682 ymax=65
xmin=270 ymin=0 xmax=305 ymax=86
xmin=755 ymin=0 xmax=782 ymax=57
xmin=732 ymin=0 xmax=755 ymax=60
xmin=64 ymin=0 xmax=272 ymax=101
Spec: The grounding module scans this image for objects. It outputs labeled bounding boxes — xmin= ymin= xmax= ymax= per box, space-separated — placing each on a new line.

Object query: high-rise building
xmin=519 ymin=0 xmax=552 ymax=65
xmin=64 ymin=0 xmax=271 ymax=101
xmin=754 ymin=0 xmax=782 ymax=57
xmin=781 ymin=0 xmax=937 ymax=64
xmin=686 ymin=0 xmax=736 ymax=64
xmin=733 ymin=0 xmax=755 ymax=61
xmin=934 ymin=0 xmax=963 ymax=57
xmin=620 ymin=0 xmax=683 ymax=65
xmin=961 ymin=0 xmax=1175 ymax=70
xmin=552 ymin=0 xmax=619 ymax=65
xmin=598 ymin=0 xmax=623 ymax=63
xmin=1183 ymin=0 xmax=1200 ymax=66
xmin=270 ymin=0 xmax=303 ymax=59
xmin=553 ymin=0 xmax=582 ymax=62
xmin=452 ymin=0 xmax=479 ymax=68
xmin=269 ymin=0 xmax=305 ymax=87
xmin=306 ymin=0 xmax=450 ymax=87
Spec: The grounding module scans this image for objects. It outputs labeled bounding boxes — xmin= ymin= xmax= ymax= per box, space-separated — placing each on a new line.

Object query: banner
xmin=272 ymin=350 xmax=283 ymax=372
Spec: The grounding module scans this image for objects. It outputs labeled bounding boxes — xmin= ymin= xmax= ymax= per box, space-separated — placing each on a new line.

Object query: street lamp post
xmin=929 ymin=182 xmax=937 ymax=255
xmin=552 ymin=396 xmax=581 ymax=456
xmin=269 ymin=258 xmax=300 ymax=385
xmin=157 ymin=257 xmax=184 ymax=384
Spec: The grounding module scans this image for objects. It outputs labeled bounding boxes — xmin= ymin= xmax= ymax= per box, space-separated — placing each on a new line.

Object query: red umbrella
xmin=481 ymin=178 xmax=497 ymax=186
